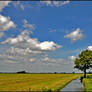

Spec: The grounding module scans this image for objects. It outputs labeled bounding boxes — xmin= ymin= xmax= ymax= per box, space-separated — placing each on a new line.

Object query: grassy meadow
xmin=0 ymin=74 xmax=79 ymax=91
xmin=83 ymin=74 xmax=92 ymax=91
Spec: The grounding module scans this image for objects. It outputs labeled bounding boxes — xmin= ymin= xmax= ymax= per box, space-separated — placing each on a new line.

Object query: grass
xmin=0 ymin=74 xmax=79 ymax=91
xmin=83 ymin=74 xmax=92 ymax=91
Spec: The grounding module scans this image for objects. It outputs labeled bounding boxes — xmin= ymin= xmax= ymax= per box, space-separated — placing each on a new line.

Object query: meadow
xmin=83 ymin=74 xmax=92 ymax=91
xmin=0 ymin=74 xmax=79 ymax=91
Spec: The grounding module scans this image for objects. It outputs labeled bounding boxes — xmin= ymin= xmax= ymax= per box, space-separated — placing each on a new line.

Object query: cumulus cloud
xmin=0 ymin=29 xmax=62 ymax=64
xmin=40 ymin=0 xmax=70 ymax=7
xmin=0 ymin=1 xmax=11 ymax=12
xmin=68 ymin=56 xmax=76 ymax=62
xmin=38 ymin=41 xmax=61 ymax=51
xmin=13 ymin=1 xmax=26 ymax=10
xmin=53 ymin=1 xmax=70 ymax=7
xmin=0 ymin=2 xmax=15 ymax=39
xmin=64 ymin=28 xmax=83 ymax=42
xmin=0 ymin=48 xmax=36 ymax=64
xmin=0 ymin=15 xmax=16 ymax=31
xmin=2 ymin=30 xmax=62 ymax=53
xmin=41 ymin=56 xmax=65 ymax=63
xmin=0 ymin=29 xmax=61 ymax=64
xmin=40 ymin=1 xmax=52 ymax=6
xmin=23 ymin=19 xmax=35 ymax=31
xmin=29 ymin=58 xmax=36 ymax=62
xmin=88 ymin=46 xmax=92 ymax=51
xmin=39 ymin=54 xmax=67 ymax=65
xmin=67 ymin=56 xmax=76 ymax=65
xmin=12 ymin=1 xmax=70 ymax=12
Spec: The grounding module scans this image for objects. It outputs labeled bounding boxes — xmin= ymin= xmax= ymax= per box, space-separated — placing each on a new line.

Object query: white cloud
xmin=40 ymin=1 xmax=70 ymax=7
xmin=0 ymin=2 xmax=16 ymax=38
xmin=0 ymin=1 xmax=11 ymax=12
xmin=88 ymin=46 xmax=92 ymax=51
xmin=23 ymin=19 xmax=28 ymax=24
xmin=64 ymin=28 xmax=83 ymax=42
xmin=0 ymin=15 xmax=16 ymax=31
xmin=24 ymin=23 xmax=35 ymax=31
xmin=0 ymin=41 xmax=61 ymax=64
xmin=38 ymin=41 xmax=61 ymax=51
xmin=40 ymin=1 xmax=52 ymax=6
xmin=68 ymin=56 xmax=76 ymax=64
xmin=53 ymin=1 xmax=70 ymax=7
xmin=2 ymin=30 xmax=62 ymax=53
xmin=13 ymin=1 xmax=26 ymax=10
xmin=42 ymin=57 xmax=65 ymax=63
xmin=0 ymin=50 xmax=31 ymax=64
xmin=12 ymin=1 xmax=70 ymax=12
xmin=1 ymin=29 xmax=61 ymax=63
xmin=68 ymin=56 xmax=76 ymax=61
xmin=41 ymin=54 xmax=64 ymax=63
xmin=0 ymin=45 xmax=41 ymax=64
xmin=40 ymin=54 xmax=71 ymax=66
xmin=29 ymin=58 xmax=36 ymax=62
xmin=23 ymin=19 xmax=35 ymax=33
xmin=12 ymin=1 xmax=70 ymax=11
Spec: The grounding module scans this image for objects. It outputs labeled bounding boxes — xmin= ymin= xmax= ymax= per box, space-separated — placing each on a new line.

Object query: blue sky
xmin=0 ymin=1 xmax=92 ymax=73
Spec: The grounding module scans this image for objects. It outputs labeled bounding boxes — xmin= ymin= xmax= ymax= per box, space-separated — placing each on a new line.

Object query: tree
xmin=74 ymin=50 xmax=92 ymax=78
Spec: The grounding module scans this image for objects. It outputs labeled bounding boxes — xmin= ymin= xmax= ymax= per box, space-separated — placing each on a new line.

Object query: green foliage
xmin=74 ymin=50 xmax=92 ymax=71
xmin=42 ymin=88 xmax=52 ymax=92
xmin=83 ymin=75 xmax=92 ymax=91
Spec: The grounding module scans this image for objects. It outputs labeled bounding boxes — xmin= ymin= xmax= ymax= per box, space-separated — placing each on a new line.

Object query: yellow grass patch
xmin=0 ymin=74 xmax=79 ymax=91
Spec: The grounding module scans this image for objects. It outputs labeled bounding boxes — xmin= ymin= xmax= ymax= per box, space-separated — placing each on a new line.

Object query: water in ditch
xmin=61 ymin=78 xmax=84 ymax=92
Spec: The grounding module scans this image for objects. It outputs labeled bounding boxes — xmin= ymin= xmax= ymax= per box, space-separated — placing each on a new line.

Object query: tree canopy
xmin=74 ymin=49 xmax=92 ymax=78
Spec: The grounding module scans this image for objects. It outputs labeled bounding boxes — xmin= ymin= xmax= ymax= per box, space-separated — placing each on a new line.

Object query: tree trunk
xmin=84 ymin=67 xmax=86 ymax=78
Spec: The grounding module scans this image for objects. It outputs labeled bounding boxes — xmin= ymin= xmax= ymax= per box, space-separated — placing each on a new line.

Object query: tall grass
xmin=0 ymin=74 xmax=78 ymax=91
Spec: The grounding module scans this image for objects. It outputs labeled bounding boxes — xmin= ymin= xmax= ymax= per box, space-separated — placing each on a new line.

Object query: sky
xmin=0 ymin=1 xmax=92 ymax=73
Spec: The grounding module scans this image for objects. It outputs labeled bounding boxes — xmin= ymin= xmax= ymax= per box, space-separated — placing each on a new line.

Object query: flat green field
xmin=0 ymin=74 xmax=79 ymax=91
xmin=83 ymin=74 xmax=92 ymax=91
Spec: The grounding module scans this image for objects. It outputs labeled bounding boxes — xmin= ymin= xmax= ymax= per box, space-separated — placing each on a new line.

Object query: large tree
xmin=74 ymin=49 xmax=92 ymax=78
